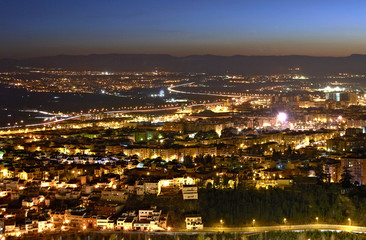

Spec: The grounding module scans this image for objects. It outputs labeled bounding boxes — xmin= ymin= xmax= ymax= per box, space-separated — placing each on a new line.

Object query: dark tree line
xmin=198 ymin=184 xmax=366 ymax=227
xmin=122 ymin=182 xmax=366 ymax=228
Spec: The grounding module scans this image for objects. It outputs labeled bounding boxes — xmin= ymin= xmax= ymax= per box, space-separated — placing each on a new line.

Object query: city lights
xmin=1 ymin=0 xmax=366 ymax=238
xmin=277 ymin=112 xmax=288 ymax=123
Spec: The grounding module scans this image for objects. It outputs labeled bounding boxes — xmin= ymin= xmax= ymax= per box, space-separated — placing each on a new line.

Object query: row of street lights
xmin=281 ymin=217 xmax=352 ymax=226
xmin=219 ymin=217 xmax=352 ymax=227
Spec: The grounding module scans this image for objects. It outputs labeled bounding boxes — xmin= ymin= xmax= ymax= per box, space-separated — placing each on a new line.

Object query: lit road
xmin=12 ymin=224 xmax=366 ymax=238
xmin=19 ymin=109 xmax=69 ymax=117
xmin=0 ymin=102 xmax=222 ymax=130
xmin=168 ymin=82 xmax=243 ymax=98
xmin=83 ymin=224 xmax=366 ymax=237
xmin=0 ymin=114 xmax=91 ymax=130
xmin=169 ymin=224 xmax=366 ymax=234
xmin=1 ymin=81 xmax=250 ymax=130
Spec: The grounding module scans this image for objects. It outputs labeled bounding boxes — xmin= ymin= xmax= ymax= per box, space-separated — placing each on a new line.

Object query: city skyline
xmin=2 ymin=0 xmax=366 ymax=58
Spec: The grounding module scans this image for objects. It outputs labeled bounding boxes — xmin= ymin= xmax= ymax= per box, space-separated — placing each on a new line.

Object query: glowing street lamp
xmin=316 ymin=217 xmax=319 ymax=224
xmin=283 ymin=218 xmax=287 ymax=225
xmin=252 ymin=219 xmax=255 ymax=227
xmin=348 ymin=218 xmax=351 ymax=226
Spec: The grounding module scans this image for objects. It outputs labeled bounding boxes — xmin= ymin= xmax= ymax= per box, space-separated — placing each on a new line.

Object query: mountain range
xmin=2 ymin=54 xmax=366 ymax=74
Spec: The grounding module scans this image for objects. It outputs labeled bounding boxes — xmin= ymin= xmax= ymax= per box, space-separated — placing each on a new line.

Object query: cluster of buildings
xmin=1 ymin=116 xmax=366 ymax=236
xmin=0 ymin=70 xmax=180 ymax=94
xmin=0 ymin=71 xmax=366 ymax=237
xmin=0 ymin=166 xmax=200 ymax=237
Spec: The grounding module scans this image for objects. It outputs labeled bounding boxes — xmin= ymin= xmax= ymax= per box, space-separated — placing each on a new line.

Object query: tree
xmin=315 ymin=165 xmax=326 ymax=184
xmin=183 ymin=155 xmax=193 ymax=167
xmin=340 ymin=166 xmax=354 ymax=189
xmin=285 ymin=146 xmax=293 ymax=157
xmin=221 ymin=127 xmax=239 ymax=137
xmin=272 ymin=149 xmax=281 ymax=161
xmin=194 ymin=154 xmax=205 ymax=165
xmin=204 ymin=155 xmax=213 ymax=166
xmin=195 ymin=130 xmax=219 ymax=140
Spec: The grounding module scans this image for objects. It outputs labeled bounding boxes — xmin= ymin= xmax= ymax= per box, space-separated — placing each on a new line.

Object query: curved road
xmin=0 ymin=102 xmax=222 ymax=130
xmin=1 ymin=82 xmax=246 ymax=130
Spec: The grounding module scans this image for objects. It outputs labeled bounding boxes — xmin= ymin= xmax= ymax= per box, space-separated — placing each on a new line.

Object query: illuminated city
xmin=2 ymin=1 xmax=366 ymax=240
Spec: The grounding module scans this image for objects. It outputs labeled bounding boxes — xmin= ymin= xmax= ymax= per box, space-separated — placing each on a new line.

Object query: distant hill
xmin=2 ymin=54 xmax=366 ymax=74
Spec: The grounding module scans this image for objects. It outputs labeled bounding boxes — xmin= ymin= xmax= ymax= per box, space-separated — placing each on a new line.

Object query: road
xmin=10 ymin=224 xmax=366 ymax=239
xmin=169 ymin=224 xmax=366 ymax=234
xmin=77 ymin=224 xmax=366 ymax=237
xmin=168 ymin=82 xmax=242 ymax=98
xmin=0 ymin=82 xmax=252 ymax=130
xmin=0 ymin=101 xmax=223 ymax=130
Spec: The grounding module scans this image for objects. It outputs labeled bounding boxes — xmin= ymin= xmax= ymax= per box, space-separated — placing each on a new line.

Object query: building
xmin=138 ymin=209 xmax=161 ymax=221
xmin=182 ymin=185 xmax=198 ymax=200
xmin=185 ymin=216 xmax=203 ymax=230
xmin=38 ymin=216 xmax=53 ymax=232
xmin=100 ymin=189 xmax=128 ymax=203
xmin=82 ymin=215 xmax=97 ymax=229
xmin=94 ymin=203 xmax=122 ymax=216
xmin=341 ymin=156 xmax=366 ymax=185
xmin=96 ymin=216 xmax=115 ymax=229
xmin=121 ymin=216 xmax=136 ymax=230
xmin=323 ymin=159 xmax=341 ymax=183
xmin=143 ymin=182 xmax=159 ymax=195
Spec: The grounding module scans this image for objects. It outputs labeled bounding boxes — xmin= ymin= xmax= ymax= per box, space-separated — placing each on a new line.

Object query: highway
xmin=0 ymin=101 xmax=222 ymax=130
xmin=0 ymin=82 xmax=249 ymax=130
xmin=168 ymin=82 xmax=243 ymax=98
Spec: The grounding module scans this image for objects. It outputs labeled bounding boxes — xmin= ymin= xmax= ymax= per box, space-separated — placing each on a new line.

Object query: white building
xmin=38 ymin=217 xmax=53 ymax=232
xmin=97 ymin=216 xmax=115 ymax=229
xmin=182 ymin=185 xmax=198 ymax=200
xmin=185 ymin=216 xmax=203 ymax=230
xmin=116 ymin=216 xmax=135 ymax=230
xmin=158 ymin=177 xmax=195 ymax=195
xmin=138 ymin=209 xmax=161 ymax=221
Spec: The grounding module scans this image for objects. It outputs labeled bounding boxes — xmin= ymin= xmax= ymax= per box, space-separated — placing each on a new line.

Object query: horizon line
xmin=2 ymin=53 xmax=366 ymax=60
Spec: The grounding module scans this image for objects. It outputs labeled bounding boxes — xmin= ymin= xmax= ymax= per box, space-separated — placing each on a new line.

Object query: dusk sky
xmin=2 ymin=0 xmax=366 ymax=58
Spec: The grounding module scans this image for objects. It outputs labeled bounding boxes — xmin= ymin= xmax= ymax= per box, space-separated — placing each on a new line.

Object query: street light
xmin=252 ymin=219 xmax=255 ymax=227
xmin=348 ymin=218 xmax=351 ymax=226
xmin=316 ymin=217 xmax=319 ymax=224
xmin=283 ymin=218 xmax=287 ymax=225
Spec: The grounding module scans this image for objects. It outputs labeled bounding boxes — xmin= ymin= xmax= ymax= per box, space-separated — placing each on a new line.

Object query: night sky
xmin=1 ymin=0 xmax=366 ymax=58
